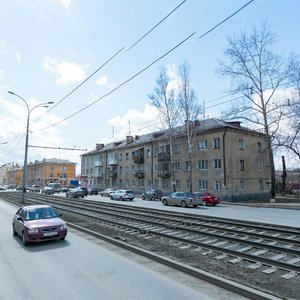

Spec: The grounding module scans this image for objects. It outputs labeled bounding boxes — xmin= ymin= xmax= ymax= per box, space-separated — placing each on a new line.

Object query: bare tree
xmin=148 ymin=66 xmax=180 ymax=192
xmin=177 ymin=61 xmax=201 ymax=192
xmin=274 ymin=55 xmax=300 ymax=160
xmin=218 ymin=22 xmax=292 ymax=198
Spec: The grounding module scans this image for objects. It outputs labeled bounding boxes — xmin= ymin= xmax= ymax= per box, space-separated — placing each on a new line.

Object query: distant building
xmin=0 ymin=163 xmax=21 ymax=186
xmin=81 ymin=118 xmax=271 ymax=201
xmin=26 ymin=158 xmax=77 ymax=187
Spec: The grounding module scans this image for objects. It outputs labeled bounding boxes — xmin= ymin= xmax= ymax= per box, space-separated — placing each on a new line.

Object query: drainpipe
xmin=222 ymin=129 xmax=228 ymax=199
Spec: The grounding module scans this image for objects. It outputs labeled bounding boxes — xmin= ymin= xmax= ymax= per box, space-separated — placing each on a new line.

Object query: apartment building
xmin=81 ymin=118 xmax=271 ymax=201
xmin=26 ymin=158 xmax=76 ymax=187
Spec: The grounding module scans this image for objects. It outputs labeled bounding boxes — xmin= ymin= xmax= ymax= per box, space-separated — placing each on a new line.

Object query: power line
xmin=199 ymin=0 xmax=254 ymax=39
xmin=127 ymin=0 xmax=188 ymax=51
xmin=35 ymin=0 xmax=254 ymax=133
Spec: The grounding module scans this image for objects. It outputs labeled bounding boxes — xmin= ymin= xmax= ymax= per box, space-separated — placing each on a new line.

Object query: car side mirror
xmin=17 ymin=217 xmax=23 ymax=222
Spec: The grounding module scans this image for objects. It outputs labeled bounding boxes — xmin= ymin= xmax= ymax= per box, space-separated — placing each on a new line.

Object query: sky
xmin=0 ymin=0 xmax=299 ymax=175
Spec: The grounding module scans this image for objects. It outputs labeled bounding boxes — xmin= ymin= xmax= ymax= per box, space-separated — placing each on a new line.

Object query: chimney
xmin=126 ymin=136 xmax=134 ymax=144
xmin=96 ymin=143 xmax=104 ymax=150
xmin=135 ymin=135 xmax=139 ymax=140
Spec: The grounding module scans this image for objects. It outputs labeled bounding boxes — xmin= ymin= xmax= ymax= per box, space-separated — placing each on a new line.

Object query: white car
xmin=110 ymin=190 xmax=134 ymax=201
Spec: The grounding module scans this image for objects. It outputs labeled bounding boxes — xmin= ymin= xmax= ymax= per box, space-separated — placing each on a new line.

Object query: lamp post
xmin=8 ymin=91 xmax=54 ymax=203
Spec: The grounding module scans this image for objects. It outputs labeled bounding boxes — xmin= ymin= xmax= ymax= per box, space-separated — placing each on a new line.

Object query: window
xmin=240 ymin=160 xmax=245 ymax=171
xmin=257 ymin=142 xmax=262 ymax=152
xmin=125 ymin=179 xmax=129 ymax=187
xmin=125 ymin=153 xmax=129 ymax=160
xmin=215 ymin=180 xmax=222 ymax=191
xmin=213 ymin=138 xmax=221 ymax=149
xmin=186 ymin=180 xmax=192 ymax=191
xmin=214 ymin=159 xmax=221 ymax=169
xmin=198 ymin=160 xmax=208 ymax=170
xmin=147 ymin=180 xmax=152 ymax=187
xmin=175 ymin=180 xmax=180 ymax=189
xmin=162 ymin=179 xmax=170 ymax=189
xmin=125 ymin=166 xmax=129 ymax=174
xmin=240 ymin=179 xmax=246 ymax=191
xmin=174 ymin=144 xmax=181 ymax=154
xmin=198 ymin=180 xmax=208 ymax=190
xmin=174 ymin=162 xmax=180 ymax=171
xmin=198 ymin=140 xmax=208 ymax=150
xmin=138 ymin=179 xmax=144 ymax=187
xmin=186 ymin=161 xmax=191 ymax=171
xmin=131 ymin=179 xmax=135 ymax=186
xmin=239 ymin=139 xmax=245 ymax=150
xmin=119 ymin=153 xmax=123 ymax=161
xmin=119 ymin=166 xmax=123 ymax=175
xmin=154 ymin=164 xmax=158 ymax=172
xmin=153 ymin=147 xmax=159 ymax=157
xmin=50 ymin=173 xmax=54 ymax=177
xmin=146 ymin=149 xmax=151 ymax=157
xmin=258 ymin=160 xmax=263 ymax=171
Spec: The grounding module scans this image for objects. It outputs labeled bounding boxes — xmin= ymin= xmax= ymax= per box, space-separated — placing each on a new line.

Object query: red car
xmin=194 ymin=192 xmax=220 ymax=206
xmin=12 ymin=205 xmax=68 ymax=245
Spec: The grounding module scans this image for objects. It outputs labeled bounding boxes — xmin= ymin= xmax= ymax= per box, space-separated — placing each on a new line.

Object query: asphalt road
xmin=0 ymin=200 xmax=246 ymax=300
xmin=79 ymin=194 xmax=300 ymax=228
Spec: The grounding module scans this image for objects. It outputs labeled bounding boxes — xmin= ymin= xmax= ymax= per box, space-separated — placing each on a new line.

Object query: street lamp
xmin=8 ymin=91 xmax=54 ymax=203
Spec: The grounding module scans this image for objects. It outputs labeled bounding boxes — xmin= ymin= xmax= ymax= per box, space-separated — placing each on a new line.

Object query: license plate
xmin=43 ymin=231 xmax=57 ymax=237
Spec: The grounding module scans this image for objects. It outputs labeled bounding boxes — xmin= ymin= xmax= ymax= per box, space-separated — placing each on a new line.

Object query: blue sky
xmin=0 ymin=0 xmax=299 ymax=174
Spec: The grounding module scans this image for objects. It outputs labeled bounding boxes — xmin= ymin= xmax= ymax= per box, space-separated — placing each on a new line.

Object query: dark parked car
xmin=161 ymin=192 xmax=202 ymax=208
xmin=41 ymin=186 xmax=54 ymax=195
xmin=88 ymin=187 xmax=98 ymax=195
xmin=61 ymin=186 xmax=69 ymax=193
xmin=110 ymin=189 xmax=134 ymax=201
xmin=194 ymin=192 xmax=220 ymax=206
xmin=141 ymin=189 xmax=163 ymax=201
xmin=66 ymin=187 xmax=85 ymax=198
xmin=12 ymin=205 xmax=68 ymax=245
xmin=80 ymin=187 xmax=88 ymax=196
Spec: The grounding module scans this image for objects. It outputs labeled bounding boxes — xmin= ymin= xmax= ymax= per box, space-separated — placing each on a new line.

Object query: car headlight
xmin=28 ymin=228 xmax=39 ymax=234
xmin=60 ymin=224 xmax=67 ymax=230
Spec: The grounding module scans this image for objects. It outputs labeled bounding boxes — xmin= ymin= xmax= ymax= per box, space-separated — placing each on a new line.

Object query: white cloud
xmin=0 ymin=95 xmax=66 ymax=166
xmin=43 ymin=57 xmax=87 ymax=86
xmin=61 ymin=0 xmax=71 ymax=9
xmin=16 ymin=52 xmax=21 ymax=62
xmin=96 ymin=75 xmax=108 ymax=87
xmin=107 ymin=104 xmax=161 ymax=141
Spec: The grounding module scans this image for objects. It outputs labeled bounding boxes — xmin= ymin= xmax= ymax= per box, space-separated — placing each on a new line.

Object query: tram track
xmin=1 ymin=192 xmax=299 ymax=299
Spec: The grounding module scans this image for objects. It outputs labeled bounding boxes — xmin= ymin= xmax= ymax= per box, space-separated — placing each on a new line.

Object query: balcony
xmin=108 ymin=170 xmax=117 ymax=178
xmin=158 ymin=171 xmax=171 ymax=178
xmin=132 ymin=148 xmax=144 ymax=164
xmin=158 ymin=152 xmax=170 ymax=162
xmin=108 ymin=157 xmax=118 ymax=165
xmin=133 ymin=171 xmax=144 ymax=178
xmin=94 ymin=161 xmax=103 ymax=167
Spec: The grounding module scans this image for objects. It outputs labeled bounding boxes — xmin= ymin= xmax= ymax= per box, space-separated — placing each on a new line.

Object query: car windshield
xmin=25 ymin=207 xmax=58 ymax=221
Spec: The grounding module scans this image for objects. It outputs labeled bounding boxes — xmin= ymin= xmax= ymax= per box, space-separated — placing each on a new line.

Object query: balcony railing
xmin=157 ymin=171 xmax=171 ymax=178
xmin=108 ymin=170 xmax=117 ymax=178
xmin=133 ymin=171 xmax=144 ymax=178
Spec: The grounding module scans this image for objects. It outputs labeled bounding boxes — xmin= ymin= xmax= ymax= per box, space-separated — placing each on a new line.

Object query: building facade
xmin=26 ymin=158 xmax=77 ymax=187
xmin=81 ymin=118 xmax=271 ymax=201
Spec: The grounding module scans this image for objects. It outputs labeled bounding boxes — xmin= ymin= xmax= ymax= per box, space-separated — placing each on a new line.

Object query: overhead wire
xmin=35 ymin=0 xmax=254 ymax=133
xmin=127 ymin=0 xmax=188 ymax=51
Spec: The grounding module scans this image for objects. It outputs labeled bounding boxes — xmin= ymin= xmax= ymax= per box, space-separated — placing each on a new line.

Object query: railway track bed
xmin=2 ymin=192 xmax=299 ymax=299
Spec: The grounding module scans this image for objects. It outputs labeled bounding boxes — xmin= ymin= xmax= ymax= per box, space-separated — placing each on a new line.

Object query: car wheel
xmin=162 ymin=199 xmax=168 ymax=206
xmin=59 ymin=236 xmax=66 ymax=240
xmin=202 ymin=201 xmax=207 ymax=206
xmin=142 ymin=196 xmax=145 ymax=200
xmin=110 ymin=196 xmax=113 ymax=200
xmin=12 ymin=224 xmax=17 ymax=236
xmin=22 ymin=232 xmax=28 ymax=246
xmin=81 ymin=195 xmax=84 ymax=198
xmin=193 ymin=205 xmax=198 ymax=208
xmin=181 ymin=201 xmax=187 ymax=208
xmin=212 ymin=203 xmax=217 ymax=206
xmin=119 ymin=196 xmax=123 ymax=201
